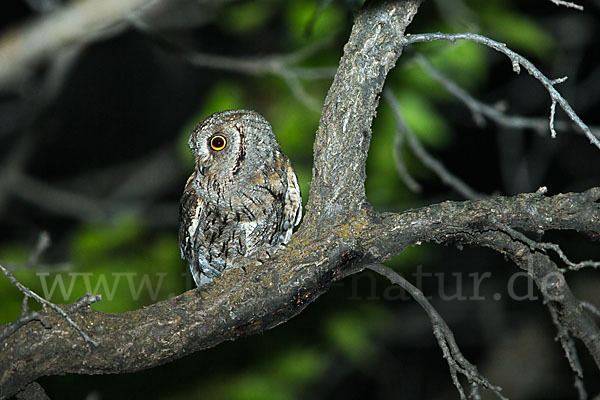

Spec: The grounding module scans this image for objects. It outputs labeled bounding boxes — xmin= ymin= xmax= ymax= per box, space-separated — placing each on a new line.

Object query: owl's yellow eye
xmin=210 ymin=135 xmax=227 ymax=151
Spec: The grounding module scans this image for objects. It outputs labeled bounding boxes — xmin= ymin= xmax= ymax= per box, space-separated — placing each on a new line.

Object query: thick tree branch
xmin=305 ymin=0 xmax=422 ymax=225
xmin=2 ymin=185 xmax=598 ymax=397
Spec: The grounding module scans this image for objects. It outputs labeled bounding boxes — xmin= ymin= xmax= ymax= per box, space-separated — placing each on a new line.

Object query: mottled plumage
xmin=179 ymin=110 xmax=302 ymax=286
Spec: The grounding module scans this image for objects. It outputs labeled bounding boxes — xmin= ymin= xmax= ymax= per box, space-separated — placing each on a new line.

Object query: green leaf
xmin=220 ymin=348 xmax=326 ymax=400
xmin=270 ymin=348 xmax=326 ymax=383
xmin=226 ymin=374 xmax=290 ymax=400
xmin=219 ymin=1 xmax=276 ymax=35
xmin=396 ymin=90 xmax=452 ymax=149
xmin=325 ymin=313 xmax=374 ymax=362
xmin=286 ymin=0 xmax=345 ymax=45
xmin=265 ymin=92 xmax=318 ymax=155
xmin=481 ymin=10 xmax=554 ymax=59
xmin=72 ymin=217 xmax=144 ymax=264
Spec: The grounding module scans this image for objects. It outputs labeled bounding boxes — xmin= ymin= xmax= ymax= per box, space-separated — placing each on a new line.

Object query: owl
xmin=179 ymin=110 xmax=302 ymax=286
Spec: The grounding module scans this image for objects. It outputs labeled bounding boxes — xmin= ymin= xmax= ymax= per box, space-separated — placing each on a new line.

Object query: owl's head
xmin=188 ymin=110 xmax=277 ymax=181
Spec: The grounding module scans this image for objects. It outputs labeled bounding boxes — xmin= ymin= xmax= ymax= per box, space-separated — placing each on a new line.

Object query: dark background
xmin=1 ymin=0 xmax=599 ymax=399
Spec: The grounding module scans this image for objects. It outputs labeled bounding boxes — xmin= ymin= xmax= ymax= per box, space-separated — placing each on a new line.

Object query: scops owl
xmin=179 ymin=110 xmax=302 ymax=286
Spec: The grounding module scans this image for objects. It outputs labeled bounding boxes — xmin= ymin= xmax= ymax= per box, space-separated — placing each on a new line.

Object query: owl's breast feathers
xmin=179 ymin=152 xmax=302 ymax=286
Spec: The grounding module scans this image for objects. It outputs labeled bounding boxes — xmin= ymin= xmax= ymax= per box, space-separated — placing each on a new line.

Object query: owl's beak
xmin=198 ymin=165 xmax=206 ymax=176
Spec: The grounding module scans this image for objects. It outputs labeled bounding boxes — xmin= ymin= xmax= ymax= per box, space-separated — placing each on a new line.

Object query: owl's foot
xmin=250 ymin=243 xmax=287 ymax=263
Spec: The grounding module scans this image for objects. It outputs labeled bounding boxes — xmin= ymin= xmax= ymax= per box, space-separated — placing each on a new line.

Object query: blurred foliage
xmin=476 ymin=0 xmax=555 ymax=59
xmin=169 ymin=347 xmax=328 ymax=400
xmin=220 ymin=1 xmax=277 ymax=35
xmin=0 ymin=0 xmax=567 ymax=398
xmin=0 ymin=217 xmax=185 ymax=323
xmin=396 ymin=41 xmax=488 ymax=94
xmin=286 ymin=0 xmax=347 ymax=45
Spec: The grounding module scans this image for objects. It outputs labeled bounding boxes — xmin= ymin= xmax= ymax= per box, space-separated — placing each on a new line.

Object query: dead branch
xmin=0 ymin=264 xmax=101 ymax=346
xmin=384 ymin=88 xmax=484 ymax=200
xmin=403 ymin=32 xmax=600 ymax=150
xmin=367 ymin=264 xmax=506 ymax=399
xmin=414 ymin=54 xmax=600 ymax=140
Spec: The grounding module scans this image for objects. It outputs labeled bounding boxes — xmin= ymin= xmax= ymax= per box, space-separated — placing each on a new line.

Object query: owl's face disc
xmin=188 ymin=110 xmax=278 ymax=184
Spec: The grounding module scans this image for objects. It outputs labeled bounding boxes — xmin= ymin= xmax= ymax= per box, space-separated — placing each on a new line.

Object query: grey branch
xmin=547 ymin=303 xmax=587 ymax=400
xmin=186 ymin=38 xmax=336 ymax=110
xmin=403 ymin=32 xmax=600 ymax=150
xmin=498 ymin=223 xmax=600 ymax=271
xmin=0 ymin=0 xmax=240 ymax=90
xmin=186 ymin=37 xmax=336 ymax=79
xmin=385 ymin=88 xmax=484 ymax=200
xmin=548 ymin=0 xmax=584 ymax=10
xmin=0 ymin=310 xmax=45 ymax=343
xmin=414 ymin=54 xmax=600 ymax=139
xmin=582 ymin=301 xmax=600 ymax=319
xmin=367 ymin=264 xmax=506 ymax=400
xmin=0 ymin=264 xmax=101 ymax=346
xmin=391 ymin=115 xmax=423 ymax=193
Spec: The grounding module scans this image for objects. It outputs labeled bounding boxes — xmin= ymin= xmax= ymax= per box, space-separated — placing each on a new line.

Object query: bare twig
xmin=186 ymin=37 xmax=335 ymax=78
xmin=549 ymin=100 xmax=558 ymax=138
xmin=538 ymin=242 xmax=600 ymax=271
xmin=403 ymin=33 xmax=600 ymax=150
xmin=27 ymin=231 xmax=52 ymax=267
xmin=392 ymin=115 xmax=423 ymax=193
xmin=547 ymin=303 xmax=587 ymax=400
xmin=498 ymin=223 xmax=600 ymax=271
xmin=367 ymin=264 xmax=506 ymax=400
xmin=491 ymin=221 xmax=598 ymax=396
xmin=0 ymin=310 xmax=46 ymax=343
xmin=548 ymin=0 xmax=584 ymax=10
xmin=186 ymin=38 xmax=334 ymax=110
xmin=415 ymin=55 xmax=600 ymax=139
xmin=282 ymin=74 xmax=323 ymax=112
xmin=0 ymin=263 xmax=101 ymax=346
xmin=582 ymin=301 xmax=600 ymax=319
xmin=384 ymin=88 xmax=484 ymax=200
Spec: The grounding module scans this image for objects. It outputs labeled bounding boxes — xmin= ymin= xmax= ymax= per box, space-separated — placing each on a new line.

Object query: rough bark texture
xmin=2 ymin=0 xmax=600 ymax=398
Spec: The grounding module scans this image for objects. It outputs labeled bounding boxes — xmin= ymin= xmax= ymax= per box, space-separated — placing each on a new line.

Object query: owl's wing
xmin=280 ymin=163 xmax=302 ymax=243
xmin=179 ymin=175 xmax=197 ymax=259
xmin=179 ymin=174 xmax=217 ymax=286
